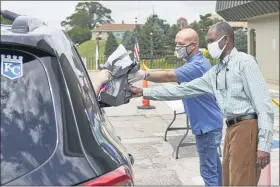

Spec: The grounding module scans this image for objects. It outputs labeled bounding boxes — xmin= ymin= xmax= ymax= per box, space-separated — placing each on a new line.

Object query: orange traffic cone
xmin=137 ymin=60 xmax=155 ymax=110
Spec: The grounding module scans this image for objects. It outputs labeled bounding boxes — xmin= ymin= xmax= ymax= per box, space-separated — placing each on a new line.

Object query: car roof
xmin=1 ymin=16 xmax=73 ymax=57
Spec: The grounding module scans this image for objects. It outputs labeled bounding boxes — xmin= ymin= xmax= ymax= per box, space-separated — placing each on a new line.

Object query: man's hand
xmin=97 ymin=69 xmax=112 ymax=85
xmin=129 ymin=86 xmax=143 ymax=98
xmin=256 ymin=150 xmax=270 ymax=169
xmin=128 ymin=70 xmax=146 ymax=84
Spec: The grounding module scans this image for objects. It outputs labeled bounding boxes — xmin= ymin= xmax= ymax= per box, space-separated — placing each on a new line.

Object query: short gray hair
xmin=210 ymin=22 xmax=234 ymax=42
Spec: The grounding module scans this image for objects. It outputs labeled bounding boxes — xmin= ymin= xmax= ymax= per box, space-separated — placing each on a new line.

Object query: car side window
xmin=70 ymin=46 xmax=103 ymax=120
xmin=1 ymin=49 xmax=57 ymax=184
xmin=59 ymin=51 xmax=106 ymax=164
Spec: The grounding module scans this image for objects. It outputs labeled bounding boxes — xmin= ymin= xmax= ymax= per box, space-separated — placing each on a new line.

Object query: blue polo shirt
xmin=173 ymin=52 xmax=223 ymax=135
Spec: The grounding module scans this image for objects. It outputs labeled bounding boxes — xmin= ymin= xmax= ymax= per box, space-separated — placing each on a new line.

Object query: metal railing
xmin=82 ymin=55 xmax=220 ymax=70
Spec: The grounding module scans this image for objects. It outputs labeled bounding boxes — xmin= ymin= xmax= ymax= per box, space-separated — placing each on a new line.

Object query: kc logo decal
xmin=1 ymin=55 xmax=23 ymax=80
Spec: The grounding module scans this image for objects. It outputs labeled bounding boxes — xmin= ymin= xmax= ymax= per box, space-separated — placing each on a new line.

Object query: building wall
xmin=92 ymin=31 xmax=126 ymax=41
xmin=91 ymin=31 xmax=108 ymax=40
xmin=176 ymin=19 xmax=188 ymax=30
xmin=247 ymin=12 xmax=279 ymax=83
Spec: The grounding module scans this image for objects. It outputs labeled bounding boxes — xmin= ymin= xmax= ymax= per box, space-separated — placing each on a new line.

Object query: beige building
xmin=209 ymin=14 xmax=248 ymax=30
xmin=216 ymin=1 xmax=279 ymax=84
xmin=247 ymin=13 xmax=279 ymax=83
xmin=91 ymin=22 xmax=142 ymax=41
xmin=177 ymin=17 xmax=188 ymax=30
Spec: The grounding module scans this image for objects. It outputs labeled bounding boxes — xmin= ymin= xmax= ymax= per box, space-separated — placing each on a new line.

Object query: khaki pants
xmin=223 ymin=119 xmax=261 ymax=186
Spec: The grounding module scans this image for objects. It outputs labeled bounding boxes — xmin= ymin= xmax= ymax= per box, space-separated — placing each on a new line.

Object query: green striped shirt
xmin=143 ymin=48 xmax=274 ymax=153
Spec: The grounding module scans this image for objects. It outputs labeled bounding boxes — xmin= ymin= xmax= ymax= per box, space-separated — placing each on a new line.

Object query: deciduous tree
xmin=62 ymin=1 xmax=114 ymax=30
xmin=61 ymin=2 xmax=114 ymax=44
xmin=67 ymin=27 xmax=91 ymax=44
xmin=75 ymin=1 xmax=114 ymax=30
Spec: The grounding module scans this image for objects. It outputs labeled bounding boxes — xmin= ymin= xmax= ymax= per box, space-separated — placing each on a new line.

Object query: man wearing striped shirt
xmin=129 ymin=22 xmax=274 ymax=186
xmin=129 ymin=28 xmax=224 ymax=186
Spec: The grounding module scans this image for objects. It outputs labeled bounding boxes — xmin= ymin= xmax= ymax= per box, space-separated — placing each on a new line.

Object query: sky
xmin=1 ymin=1 xmax=217 ymax=29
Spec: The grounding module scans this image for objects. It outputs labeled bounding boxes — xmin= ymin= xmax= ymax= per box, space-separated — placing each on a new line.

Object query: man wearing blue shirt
xmin=128 ymin=28 xmax=224 ymax=186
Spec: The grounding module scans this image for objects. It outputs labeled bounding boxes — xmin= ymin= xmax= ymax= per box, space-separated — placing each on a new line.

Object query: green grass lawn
xmin=77 ymin=39 xmax=122 ymax=69
xmin=77 ymin=40 xmax=106 ymax=58
xmin=77 ymin=39 xmax=121 ymax=58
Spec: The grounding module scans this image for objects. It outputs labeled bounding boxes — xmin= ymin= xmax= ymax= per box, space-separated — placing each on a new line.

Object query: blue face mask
xmin=175 ymin=43 xmax=194 ymax=59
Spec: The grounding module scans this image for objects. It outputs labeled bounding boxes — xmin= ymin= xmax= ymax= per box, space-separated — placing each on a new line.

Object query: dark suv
xmin=1 ymin=10 xmax=134 ymax=186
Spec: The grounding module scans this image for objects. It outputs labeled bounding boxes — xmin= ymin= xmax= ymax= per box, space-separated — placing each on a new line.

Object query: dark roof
xmin=216 ymin=1 xmax=279 ymax=21
xmin=92 ymin=24 xmax=142 ymax=32
xmin=209 ymin=14 xmax=248 ymax=28
xmin=177 ymin=17 xmax=187 ymax=21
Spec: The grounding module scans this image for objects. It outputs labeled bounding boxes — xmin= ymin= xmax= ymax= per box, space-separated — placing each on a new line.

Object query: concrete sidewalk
xmin=89 ymin=72 xmax=279 ymax=185
xmin=104 ymin=90 xmax=279 ymax=185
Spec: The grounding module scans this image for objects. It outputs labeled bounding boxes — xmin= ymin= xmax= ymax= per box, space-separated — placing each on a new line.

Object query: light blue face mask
xmin=175 ymin=43 xmax=194 ymax=59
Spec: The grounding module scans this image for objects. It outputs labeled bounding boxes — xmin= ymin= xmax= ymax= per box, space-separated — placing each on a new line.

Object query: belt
xmin=226 ymin=113 xmax=258 ymax=127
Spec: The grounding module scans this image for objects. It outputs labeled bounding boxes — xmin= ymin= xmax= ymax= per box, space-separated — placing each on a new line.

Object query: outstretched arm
xmin=128 ymin=70 xmax=178 ymax=83
xmin=145 ymin=70 xmax=178 ymax=83
xmin=130 ymin=70 xmax=214 ymax=101
xmin=93 ymin=69 xmax=112 ymax=94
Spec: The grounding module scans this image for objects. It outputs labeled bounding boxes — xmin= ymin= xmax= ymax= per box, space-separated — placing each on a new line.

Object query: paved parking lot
xmin=89 ymin=72 xmax=279 ymax=185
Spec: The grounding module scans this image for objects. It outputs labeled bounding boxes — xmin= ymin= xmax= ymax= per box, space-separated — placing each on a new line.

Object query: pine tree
xmin=234 ymin=29 xmax=247 ymax=53
xmin=188 ymin=21 xmax=207 ymax=48
xmin=104 ymin=32 xmax=118 ymax=57
xmin=138 ymin=14 xmax=166 ymax=57
xmin=121 ymin=31 xmax=135 ymax=52
xmin=165 ymin=24 xmax=180 ymax=54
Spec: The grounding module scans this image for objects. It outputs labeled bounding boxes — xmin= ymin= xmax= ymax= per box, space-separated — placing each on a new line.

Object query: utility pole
xmin=95 ymin=32 xmax=101 ymax=69
xmin=150 ymin=32 xmax=153 ymax=64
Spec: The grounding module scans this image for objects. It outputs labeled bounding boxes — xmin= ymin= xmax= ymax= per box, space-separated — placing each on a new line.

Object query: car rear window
xmin=1 ymin=49 xmax=57 ymax=184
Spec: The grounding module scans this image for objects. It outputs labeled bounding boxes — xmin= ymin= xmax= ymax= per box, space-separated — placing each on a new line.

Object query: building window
xmin=250 ymin=29 xmax=256 ymax=57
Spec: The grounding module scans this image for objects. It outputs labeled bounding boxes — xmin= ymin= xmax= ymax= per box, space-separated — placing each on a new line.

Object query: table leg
xmin=175 ymin=117 xmax=190 ymax=159
xmin=164 ymin=111 xmax=176 ymax=141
